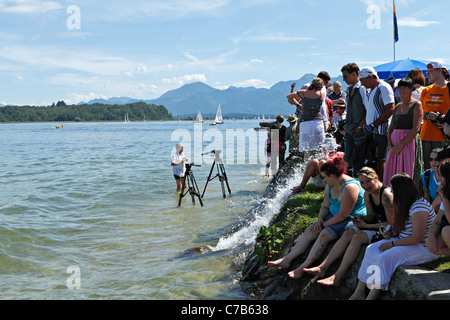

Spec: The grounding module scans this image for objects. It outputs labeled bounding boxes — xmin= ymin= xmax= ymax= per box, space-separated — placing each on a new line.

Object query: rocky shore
xmin=239 ymin=156 xmax=450 ymax=300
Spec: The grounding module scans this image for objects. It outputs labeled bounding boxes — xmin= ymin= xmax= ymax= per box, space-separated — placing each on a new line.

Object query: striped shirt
xmin=363 ymin=81 xmax=395 ymax=135
xmin=398 ymin=198 xmax=436 ymax=245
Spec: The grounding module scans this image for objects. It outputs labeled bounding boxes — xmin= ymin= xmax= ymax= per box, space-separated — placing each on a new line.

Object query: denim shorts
xmin=314 ymin=213 xmax=353 ymax=239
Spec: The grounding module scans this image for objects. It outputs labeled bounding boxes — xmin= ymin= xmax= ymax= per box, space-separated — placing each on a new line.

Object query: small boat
xmin=55 ymin=125 xmax=64 ymax=129
xmin=214 ymin=104 xmax=223 ymax=124
xmin=209 ymin=122 xmax=217 ymax=126
xmin=124 ymin=113 xmax=130 ymax=123
xmin=193 ymin=110 xmax=204 ymax=123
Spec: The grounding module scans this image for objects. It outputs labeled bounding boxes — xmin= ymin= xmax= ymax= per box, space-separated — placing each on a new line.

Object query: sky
xmin=0 ymin=0 xmax=449 ymax=106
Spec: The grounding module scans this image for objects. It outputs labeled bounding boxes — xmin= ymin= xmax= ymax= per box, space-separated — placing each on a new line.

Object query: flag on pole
xmin=393 ymin=0 xmax=399 ymax=42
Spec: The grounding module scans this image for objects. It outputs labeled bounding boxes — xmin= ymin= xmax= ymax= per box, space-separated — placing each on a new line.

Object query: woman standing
xmin=268 ymin=156 xmax=366 ymax=279
xmin=383 ymin=78 xmax=423 ymax=186
xmin=287 ymin=77 xmax=326 ymax=159
xmin=350 ymin=173 xmax=438 ymax=300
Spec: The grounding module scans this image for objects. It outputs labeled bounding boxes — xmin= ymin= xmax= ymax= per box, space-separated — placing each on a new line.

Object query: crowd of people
xmin=265 ymin=60 xmax=450 ymax=299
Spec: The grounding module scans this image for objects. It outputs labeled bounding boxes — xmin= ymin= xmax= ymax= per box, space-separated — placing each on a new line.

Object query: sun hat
xmin=287 ymin=114 xmax=298 ymax=123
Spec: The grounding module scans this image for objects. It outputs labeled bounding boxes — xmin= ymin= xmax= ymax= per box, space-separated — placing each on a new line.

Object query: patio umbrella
xmin=374 ymin=58 xmax=428 ymax=80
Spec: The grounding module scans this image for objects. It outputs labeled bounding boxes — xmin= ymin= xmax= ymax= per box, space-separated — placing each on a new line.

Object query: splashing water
xmin=213 ymin=164 xmax=305 ymax=252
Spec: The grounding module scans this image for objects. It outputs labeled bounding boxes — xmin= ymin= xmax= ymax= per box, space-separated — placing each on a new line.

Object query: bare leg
xmin=268 ymin=227 xmax=318 ymax=269
xmin=293 ymin=159 xmax=325 ymax=192
xmin=304 ymin=228 xmax=355 ymax=278
xmin=318 ymin=231 xmax=369 ymax=286
xmin=287 ymin=229 xmax=334 ymax=279
xmin=349 ymin=280 xmax=367 ymax=300
xmin=366 ymin=288 xmax=381 ymax=300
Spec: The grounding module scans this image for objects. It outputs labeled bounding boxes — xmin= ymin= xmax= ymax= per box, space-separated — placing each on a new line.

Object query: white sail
xmin=214 ymin=104 xmax=223 ymax=124
xmin=194 ymin=110 xmax=204 ymax=123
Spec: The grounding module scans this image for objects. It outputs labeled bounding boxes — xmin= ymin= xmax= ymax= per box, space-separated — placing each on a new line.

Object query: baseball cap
xmin=427 ymin=59 xmax=446 ymax=69
xmin=359 ymin=66 xmax=378 ymax=79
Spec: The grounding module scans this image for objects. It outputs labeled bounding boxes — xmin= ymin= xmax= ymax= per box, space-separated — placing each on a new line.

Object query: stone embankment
xmin=240 ymin=156 xmax=450 ymax=300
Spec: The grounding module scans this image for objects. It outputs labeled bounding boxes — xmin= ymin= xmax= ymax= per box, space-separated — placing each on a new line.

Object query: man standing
xmin=359 ymin=66 xmax=395 ymax=182
xmin=420 ymin=60 xmax=450 ymax=168
xmin=328 ymin=81 xmax=347 ymax=112
xmin=171 ymin=143 xmax=186 ymax=192
xmin=340 ymin=62 xmax=367 ymax=176
xmin=285 ymin=114 xmax=298 ymax=155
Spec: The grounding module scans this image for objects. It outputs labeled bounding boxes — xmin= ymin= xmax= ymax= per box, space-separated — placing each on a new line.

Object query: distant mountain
xmin=80 ymin=73 xmax=346 ymax=117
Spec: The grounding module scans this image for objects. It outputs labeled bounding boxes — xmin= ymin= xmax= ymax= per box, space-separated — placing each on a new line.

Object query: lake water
xmin=0 ymin=119 xmax=304 ymax=300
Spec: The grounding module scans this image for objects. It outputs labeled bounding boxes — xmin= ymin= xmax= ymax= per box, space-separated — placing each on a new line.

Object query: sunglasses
xmin=429 ymin=157 xmax=439 ymax=162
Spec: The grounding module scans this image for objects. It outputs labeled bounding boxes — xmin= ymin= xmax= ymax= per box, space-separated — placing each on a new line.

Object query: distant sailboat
xmin=124 ymin=113 xmax=130 ymax=123
xmin=193 ymin=110 xmax=204 ymax=123
xmin=214 ymin=104 xmax=223 ymax=124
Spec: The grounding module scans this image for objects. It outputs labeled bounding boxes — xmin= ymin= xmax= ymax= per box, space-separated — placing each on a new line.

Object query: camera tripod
xmin=178 ymin=162 xmax=203 ymax=207
xmin=201 ymin=150 xmax=231 ymax=199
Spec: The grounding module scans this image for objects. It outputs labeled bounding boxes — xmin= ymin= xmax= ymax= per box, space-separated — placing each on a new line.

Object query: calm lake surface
xmin=0 ymin=119 xmax=303 ymax=299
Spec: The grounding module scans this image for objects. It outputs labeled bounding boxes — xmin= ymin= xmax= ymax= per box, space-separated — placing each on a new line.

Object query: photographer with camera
xmin=171 ymin=143 xmax=187 ymax=192
xmin=420 ymin=60 xmax=450 ymax=168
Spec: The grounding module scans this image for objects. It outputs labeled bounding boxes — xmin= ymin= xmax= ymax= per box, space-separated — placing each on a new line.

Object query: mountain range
xmin=88 ymin=73 xmax=346 ymax=117
xmin=1 ymin=73 xmax=346 ymax=117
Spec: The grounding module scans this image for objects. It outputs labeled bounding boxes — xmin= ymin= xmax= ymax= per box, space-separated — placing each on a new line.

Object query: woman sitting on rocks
xmin=268 ymin=156 xmax=366 ymax=279
xmin=304 ymin=167 xmax=393 ymax=286
xmin=350 ymin=173 xmax=438 ymax=300
xmin=427 ymin=159 xmax=450 ymax=257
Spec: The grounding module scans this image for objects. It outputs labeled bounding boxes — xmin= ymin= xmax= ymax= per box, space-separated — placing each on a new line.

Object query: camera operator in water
xmin=171 ymin=143 xmax=187 ymax=192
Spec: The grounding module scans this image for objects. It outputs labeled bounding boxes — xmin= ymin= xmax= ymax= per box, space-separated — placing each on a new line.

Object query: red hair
xmin=320 ymin=153 xmax=347 ymax=177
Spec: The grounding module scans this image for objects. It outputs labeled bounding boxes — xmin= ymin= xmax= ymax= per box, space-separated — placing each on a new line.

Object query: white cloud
xmin=0 ymin=0 xmax=63 ymax=14
xmin=398 ymin=17 xmax=439 ymax=27
xmin=250 ymin=58 xmax=263 ymax=63
xmin=65 ymin=92 xmax=108 ymax=105
xmin=231 ymin=79 xmax=268 ymax=88
xmin=11 ymin=74 xmax=23 ymax=82
xmin=0 ymin=45 xmax=138 ymax=76
xmin=161 ymin=74 xmax=207 ymax=85
xmin=251 ymin=33 xmax=315 ymax=42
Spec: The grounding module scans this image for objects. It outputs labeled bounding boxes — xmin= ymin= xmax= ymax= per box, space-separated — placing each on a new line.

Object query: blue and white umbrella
xmin=374 ymin=58 xmax=428 ymax=80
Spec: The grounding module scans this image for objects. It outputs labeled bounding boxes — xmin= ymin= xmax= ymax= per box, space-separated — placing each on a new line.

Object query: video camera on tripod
xmin=201 ymin=150 xmax=231 ymax=199
xmin=178 ymin=161 xmax=203 ymax=207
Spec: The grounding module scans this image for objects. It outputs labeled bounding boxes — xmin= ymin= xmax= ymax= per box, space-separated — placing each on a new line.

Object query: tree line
xmin=0 ymin=102 xmax=174 ymax=122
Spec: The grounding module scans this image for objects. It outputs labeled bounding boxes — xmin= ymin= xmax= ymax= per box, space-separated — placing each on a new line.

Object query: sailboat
xmin=193 ymin=110 xmax=204 ymax=123
xmin=214 ymin=104 xmax=223 ymax=124
xmin=124 ymin=113 xmax=130 ymax=123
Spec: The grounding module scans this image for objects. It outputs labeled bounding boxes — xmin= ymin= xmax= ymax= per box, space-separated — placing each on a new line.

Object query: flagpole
xmin=393 ymin=0 xmax=398 ymax=62
xmin=393 ymin=0 xmax=396 ymax=61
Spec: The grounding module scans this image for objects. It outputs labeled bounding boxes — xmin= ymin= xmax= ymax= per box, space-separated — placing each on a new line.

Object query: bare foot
xmin=317 ymin=275 xmax=341 ymax=287
xmin=267 ymin=258 xmax=290 ymax=269
xmin=288 ymin=267 xmax=304 ymax=279
xmin=303 ymin=266 xmax=326 ymax=278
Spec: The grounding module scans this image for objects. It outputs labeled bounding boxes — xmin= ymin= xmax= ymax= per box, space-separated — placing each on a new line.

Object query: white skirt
xmin=357 ymin=238 xmax=439 ymax=291
xmin=298 ymin=120 xmax=325 ymax=151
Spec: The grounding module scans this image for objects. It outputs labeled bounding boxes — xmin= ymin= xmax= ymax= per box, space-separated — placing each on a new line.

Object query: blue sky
xmin=0 ymin=0 xmax=449 ymax=106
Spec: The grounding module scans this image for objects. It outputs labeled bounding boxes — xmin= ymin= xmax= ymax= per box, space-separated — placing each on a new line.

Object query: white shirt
xmin=172 ymin=152 xmax=186 ymax=177
xmin=362 ymin=80 xmax=395 ymax=135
